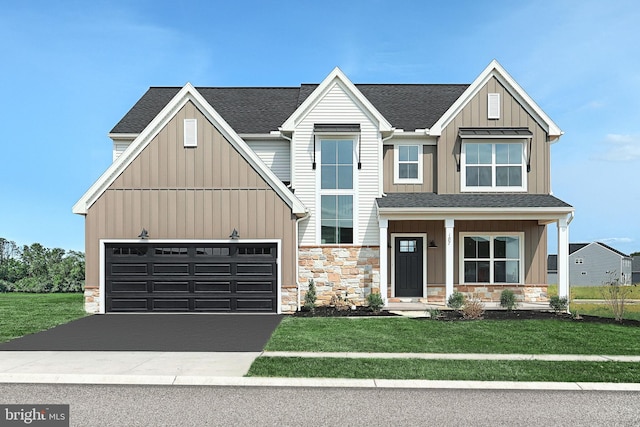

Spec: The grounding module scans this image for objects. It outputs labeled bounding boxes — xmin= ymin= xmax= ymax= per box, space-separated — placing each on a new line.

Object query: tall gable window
xmin=319 ymin=139 xmax=354 ymax=244
xmin=394 ymin=144 xmax=423 ymax=184
xmin=461 ymin=141 xmax=526 ymax=191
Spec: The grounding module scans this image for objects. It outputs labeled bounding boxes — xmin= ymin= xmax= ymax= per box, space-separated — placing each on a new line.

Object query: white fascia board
xmin=108 ymin=133 xmax=139 ymax=141
xmin=429 ymin=60 xmax=562 ymax=138
xmin=280 ymin=67 xmax=393 ymax=132
xmin=377 ymin=206 xmax=575 ymax=222
xmin=238 ymin=133 xmax=286 ymax=140
xmin=73 ymin=83 xmax=307 ymax=216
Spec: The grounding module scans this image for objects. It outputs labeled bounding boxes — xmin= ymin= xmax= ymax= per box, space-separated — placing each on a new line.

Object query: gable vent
xmin=488 ymin=93 xmax=500 ymax=119
xmin=184 ymin=119 xmax=197 ymax=147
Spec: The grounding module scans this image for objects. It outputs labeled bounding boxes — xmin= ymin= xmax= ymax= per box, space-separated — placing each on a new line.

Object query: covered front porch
xmin=375 ymin=193 xmax=574 ymax=306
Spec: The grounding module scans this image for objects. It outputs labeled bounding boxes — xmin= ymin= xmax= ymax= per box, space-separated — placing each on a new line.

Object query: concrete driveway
xmin=0 ymin=314 xmax=283 ymax=352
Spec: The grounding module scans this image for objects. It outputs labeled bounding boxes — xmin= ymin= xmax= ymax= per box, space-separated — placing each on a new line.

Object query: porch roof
xmin=376 ymin=193 xmax=573 ymax=222
xmin=377 ymin=193 xmax=572 ymax=209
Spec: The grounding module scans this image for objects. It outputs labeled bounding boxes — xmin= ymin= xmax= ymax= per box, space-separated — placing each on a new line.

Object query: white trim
xmin=460 ymin=140 xmax=528 ymax=192
xmin=458 ymin=232 xmax=525 ymax=285
xmin=488 ymin=92 xmax=500 ymax=119
xmin=390 ymin=233 xmax=427 ymax=298
xmin=429 ymin=60 xmax=562 ymax=138
xmin=98 ymin=238 xmax=283 ymax=314
xmin=74 ymin=83 xmax=307 ymax=215
xmin=183 ymin=118 xmax=197 ymax=147
xmin=280 ymin=67 xmax=393 ymax=132
xmin=378 ymin=219 xmax=388 ymax=304
xmin=377 ymin=207 xmax=574 ymax=222
xmin=393 ymin=144 xmax=423 ymax=184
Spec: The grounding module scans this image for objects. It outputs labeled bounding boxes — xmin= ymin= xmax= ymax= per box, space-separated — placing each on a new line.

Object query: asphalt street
xmin=2 ymin=384 xmax=639 ymax=426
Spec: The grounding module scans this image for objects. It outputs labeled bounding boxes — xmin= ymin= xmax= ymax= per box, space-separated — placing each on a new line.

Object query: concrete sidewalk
xmin=1 ymin=350 xmax=639 ymax=391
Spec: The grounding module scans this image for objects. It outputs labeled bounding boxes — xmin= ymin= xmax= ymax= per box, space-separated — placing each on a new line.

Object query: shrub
xmin=462 ymin=296 xmax=485 ymax=319
xmin=500 ymin=289 xmax=518 ymax=311
xmin=601 ymin=271 xmax=634 ymax=322
xmin=367 ymin=292 xmax=384 ymax=312
xmin=549 ymin=295 xmax=568 ymax=314
xmin=447 ymin=291 xmax=465 ymax=310
xmin=426 ymin=308 xmax=441 ymax=319
xmin=303 ymin=279 xmax=317 ymax=311
xmin=0 ymin=280 xmax=10 ymax=292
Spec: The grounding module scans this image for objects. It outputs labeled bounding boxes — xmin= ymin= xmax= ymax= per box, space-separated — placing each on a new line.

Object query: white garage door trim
xmin=99 ymin=238 xmax=282 ymax=314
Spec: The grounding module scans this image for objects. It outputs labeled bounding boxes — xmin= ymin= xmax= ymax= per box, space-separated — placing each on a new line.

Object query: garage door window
xmin=155 ymin=247 xmax=188 ymax=255
xmin=196 ymin=247 xmax=230 ymax=256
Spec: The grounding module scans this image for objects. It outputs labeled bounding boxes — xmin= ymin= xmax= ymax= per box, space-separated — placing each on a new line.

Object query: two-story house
xmin=73 ymin=60 xmax=574 ymax=314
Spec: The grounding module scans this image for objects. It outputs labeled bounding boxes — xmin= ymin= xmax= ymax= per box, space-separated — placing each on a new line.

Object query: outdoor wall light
xmin=138 ymin=228 xmax=149 ymax=239
xmin=428 ymin=240 xmax=438 ymax=249
xmin=229 ymin=228 xmax=240 ymax=240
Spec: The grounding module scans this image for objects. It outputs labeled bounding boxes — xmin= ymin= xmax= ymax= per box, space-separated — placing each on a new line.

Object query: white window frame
xmin=393 ymin=144 xmax=423 ymax=184
xmin=460 ymin=139 xmax=527 ymax=192
xmin=459 ymin=232 xmax=524 ymax=285
xmin=184 ymin=119 xmax=197 ymax=147
xmin=316 ymin=137 xmax=358 ymax=245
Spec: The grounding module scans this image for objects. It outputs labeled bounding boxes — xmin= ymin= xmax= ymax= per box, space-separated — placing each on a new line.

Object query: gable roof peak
xmin=429 ymin=59 xmax=562 ymax=138
xmin=280 ymin=67 xmax=393 ymax=132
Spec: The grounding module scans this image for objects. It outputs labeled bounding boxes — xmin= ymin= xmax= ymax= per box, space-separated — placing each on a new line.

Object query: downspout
xmin=295 ymin=212 xmax=310 ymax=312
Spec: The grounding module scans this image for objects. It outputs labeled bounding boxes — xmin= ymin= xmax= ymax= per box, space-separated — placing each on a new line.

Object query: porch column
xmin=557 ymin=216 xmax=570 ymax=300
xmin=379 ymin=219 xmax=388 ymax=304
xmin=445 ymin=218 xmax=455 ymax=301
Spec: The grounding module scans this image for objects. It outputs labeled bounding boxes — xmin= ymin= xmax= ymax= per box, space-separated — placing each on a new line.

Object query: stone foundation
xmin=280 ymin=286 xmax=298 ymax=314
xmin=84 ymin=287 xmax=100 ymax=313
xmin=422 ymin=285 xmax=548 ymax=303
xmin=298 ymin=246 xmax=380 ymax=308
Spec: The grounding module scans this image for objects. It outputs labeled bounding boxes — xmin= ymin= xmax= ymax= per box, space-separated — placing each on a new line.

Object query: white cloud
xmin=597 ymin=237 xmax=634 ymax=245
xmin=593 ymin=134 xmax=640 ymax=161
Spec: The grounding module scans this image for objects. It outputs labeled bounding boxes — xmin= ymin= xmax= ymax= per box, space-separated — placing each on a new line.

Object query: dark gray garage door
xmin=105 ymin=242 xmax=278 ymax=312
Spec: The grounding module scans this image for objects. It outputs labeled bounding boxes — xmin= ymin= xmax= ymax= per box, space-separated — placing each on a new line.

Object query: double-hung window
xmin=461 ymin=141 xmax=526 ymax=191
xmin=394 ymin=144 xmax=422 ymax=183
xmin=462 ymin=234 xmax=523 ymax=284
xmin=319 ymin=139 xmax=354 ymax=244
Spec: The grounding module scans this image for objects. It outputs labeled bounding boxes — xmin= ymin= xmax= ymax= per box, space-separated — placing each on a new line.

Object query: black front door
xmin=395 ymin=237 xmax=424 ymax=297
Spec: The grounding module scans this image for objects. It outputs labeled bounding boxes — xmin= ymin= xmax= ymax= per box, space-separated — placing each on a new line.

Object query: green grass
xmin=571 ymin=303 xmax=640 ymax=321
xmin=0 ymin=293 xmax=86 ymax=343
xmin=247 ymin=357 xmax=640 ymax=383
xmin=548 ymin=284 xmax=640 ymax=299
xmin=265 ymin=317 xmax=640 ymax=355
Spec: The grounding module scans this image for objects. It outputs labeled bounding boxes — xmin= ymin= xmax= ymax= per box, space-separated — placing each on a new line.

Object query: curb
xmin=1 ymin=374 xmax=640 ymax=391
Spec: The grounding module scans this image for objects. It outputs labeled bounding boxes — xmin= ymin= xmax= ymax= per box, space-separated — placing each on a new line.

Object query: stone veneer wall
xmin=84 ymin=288 xmax=100 ymax=313
xmin=297 ymin=246 xmax=380 ymax=309
xmin=419 ymin=285 xmax=548 ymax=303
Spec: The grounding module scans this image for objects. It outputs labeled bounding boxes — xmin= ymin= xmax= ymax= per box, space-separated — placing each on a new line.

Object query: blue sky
xmin=1 ymin=0 xmax=639 ymax=255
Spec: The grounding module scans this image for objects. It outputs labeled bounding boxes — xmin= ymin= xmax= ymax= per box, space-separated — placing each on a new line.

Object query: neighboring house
xmin=548 ymin=242 xmax=632 ymax=286
xmin=633 ymin=256 xmax=640 ymax=284
xmin=73 ymin=60 xmax=574 ymax=314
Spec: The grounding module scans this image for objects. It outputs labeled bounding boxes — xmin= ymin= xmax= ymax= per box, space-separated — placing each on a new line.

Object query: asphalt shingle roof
xmin=376 ymin=193 xmax=572 ymax=209
xmin=110 ymin=84 xmax=469 ymax=135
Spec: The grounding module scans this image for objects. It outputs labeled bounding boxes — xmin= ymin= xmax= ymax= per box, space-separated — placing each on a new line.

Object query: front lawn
xmin=548 ymin=284 xmax=640 ymax=299
xmin=0 ymin=293 xmax=86 ymax=343
xmin=572 ymin=303 xmax=640 ymax=321
xmin=265 ymin=317 xmax=640 ymax=355
xmin=247 ymin=357 xmax=640 ymax=383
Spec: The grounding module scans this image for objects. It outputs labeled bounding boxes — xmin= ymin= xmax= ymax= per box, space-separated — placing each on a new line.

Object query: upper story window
xmin=394 ymin=144 xmax=423 ymax=184
xmin=461 ymin=141 xmax=526 ymax=192
xmin=319 ymin=139 xmax=355 ymax=244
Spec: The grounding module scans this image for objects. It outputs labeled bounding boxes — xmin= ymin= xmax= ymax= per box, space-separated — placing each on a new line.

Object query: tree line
xmin=0 ymin=238 xmax=84 ymax=293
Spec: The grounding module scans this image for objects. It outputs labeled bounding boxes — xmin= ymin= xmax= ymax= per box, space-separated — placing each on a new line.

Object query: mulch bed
xmin=293 ymin=306 xmax=399 ymax=317
xmin=293 ymin=307 xmax=640 ymax=326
